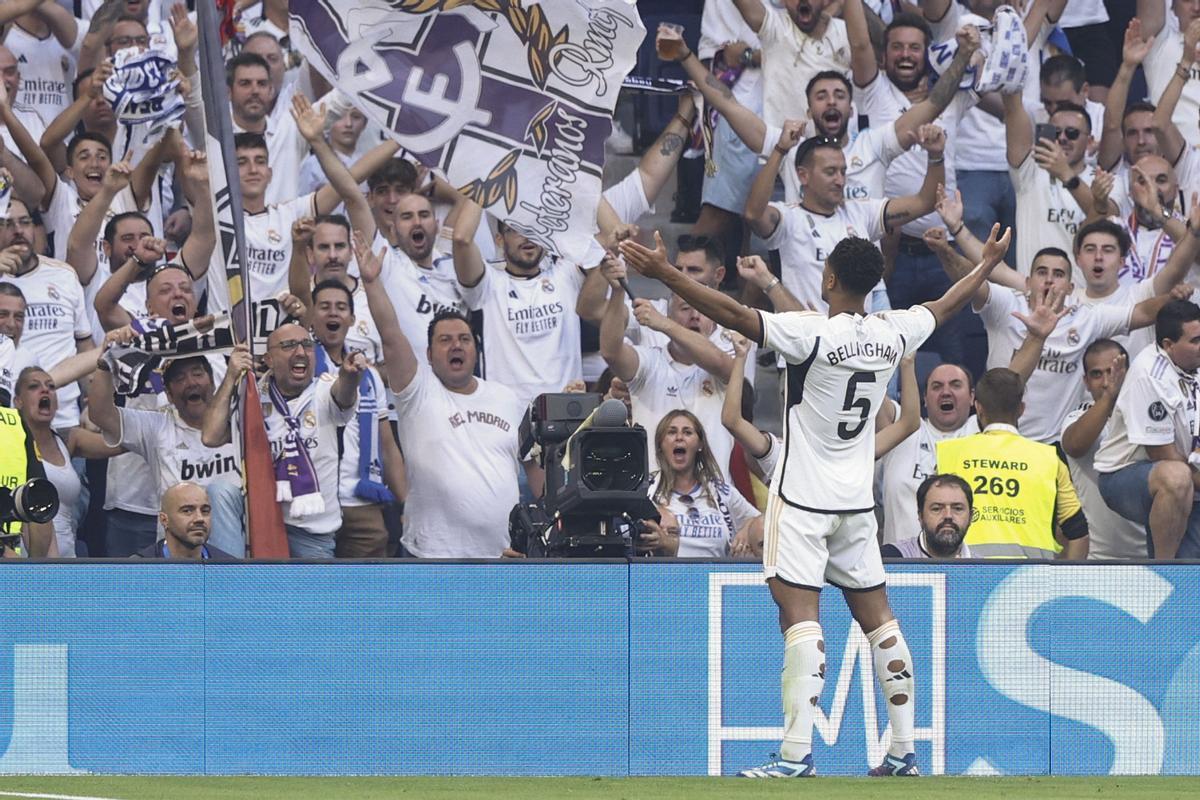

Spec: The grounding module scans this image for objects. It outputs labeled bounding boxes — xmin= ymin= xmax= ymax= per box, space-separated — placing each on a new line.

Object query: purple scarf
xmin=267 ymin=378 xmax=325 ymax=518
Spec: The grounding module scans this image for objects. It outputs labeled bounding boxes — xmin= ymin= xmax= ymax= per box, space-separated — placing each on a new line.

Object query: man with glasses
xmin=203 ymin=323 xmax=363 ymax=558
xmin=1003 ymin=91 xmax=1097 ymax=282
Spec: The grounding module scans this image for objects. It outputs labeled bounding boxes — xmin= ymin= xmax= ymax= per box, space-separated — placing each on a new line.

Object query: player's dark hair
xmin=368 ymin=158 xmax=418 ymax=192
xmin=884 ymin=12 xmax=932 ymax=48
xmin=804 ymin=70 xmax=852 ymax=101
xmin=426 ymin=308 xmax=474 ymax=347
xmin=916 ymin=473 xmax=973 ymax=514
xmin=234 ymin=131 xmax=269 ymax=157
xmin=312 ymin=279 xmax=354 ymax=309
xmin=73 ymin=68 xmax=94 ymax=99
xmin=1049 ymin=100 xmax=1092 ymax=134
xmin=1073 ymin=218 xmax=1131 ymax=258
xmin=1040 ymin=54 xmax=1087 ymax=91
xmin=226 ymin=51 xmax=271 ymax=86
xmin=1156 ymin=299 xmax=1200 ymax=348
xmin=1123 ymin=100 xmax=1157 ymax=126
xmin=1031 ymin=247 xmax=1072 ymax=273
xmin=313 ymin=214 xmax=351 ymax=240
xmin=974 ymin=368 xmax=1024 ymax=421
xmin=162 ymin=356 xmax=214 ymax=385
xmin=103 ymin=211 xmax=153 ymax=247
xmin=67 ymin=131 xmax=112 ymax=164
xmin=1082 ymin=338 xmax=1129 ymax=371
xmin=0 ymin=283 xmax=26 ymax=303
xmin=676 ymin=233 xmax=725 ymax=267
xmin=243 ymin=30 xmax=283 ymax=51
xmin=826 ymin=236 xmax=883 ymax=297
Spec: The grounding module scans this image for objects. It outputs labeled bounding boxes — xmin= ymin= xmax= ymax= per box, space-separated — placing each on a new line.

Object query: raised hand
xmin=1186 ymin=18 xmax=1200 ymax=66
xmin=956 ymin=24 xmax=981 ymax=57
xmin=169 ymin=2 xmax=198 ymax=54
xmin=655 ymin=23 xmax=690 ymax=63
xmin=276 ymin=291 xmax=307 ymax=321
xmin=775 ymin=119 xmax=804 ymax=154
xmin=180 ymin=148 xmax=209 ymax=187
xmin=227 ymin=343 xmax=253 ymax=380
xmin=1011 ymin=285 xmax=1068 ymax=340
xmin=1091 ymin=168 xmax=1114 ymax=211
xmin=1122 ymin=17 xmax=1154 ymax=66
xmin=1129 ymin=164 xmax=1165 ymax=221
xmin=102 ymin=160 xmax=133 ymax=193
xmin=1033 ymin=137 xmax=1072 ymax=182
xmin=736 ymin=255 xmax=772 ymax=289
xmin=980 ymin=223 xmax=1013 ymax=267
xmin=1188 ymin=191 xmax=1200 ymax=232
xmin=290 ymin=94 xmax=327 ymax=145
xmin=1100 ymin=351 xmax=1127 ymax=400
xmin=133 ymin=236 xmax=166 ymax=267
xmin=352 ymin=229 xmax=385 ymax=284
xmin=599 ymin=253 xmax=627 ymax=288
xmin=0 ymin=245 xmax=25 ymax=275
xmin=922 ymin=225 xmax=953 ymax=254
xmin=339 ymin=350 xmax=368 ymax=377
xmin=632 ymin=297 xmax=668 ymax=331
xmin=292 ymin=216 xmax=316 ymax=245
xmin=918 ymin=124 xmax=946 ymax=157
xmin=935 ymin=184 xmax=964 ymax=230
xmin=618 ymin=230 xmax=674 ymax=280
xmin=89 ymin=60 xmax=115 ymax=99
xmin=730 ymin=333 xmax=751 ymax=359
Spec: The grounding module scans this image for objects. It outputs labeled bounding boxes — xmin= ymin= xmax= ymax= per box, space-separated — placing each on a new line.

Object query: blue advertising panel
xmin=0 ymin=562 xmax=1198 ymax=776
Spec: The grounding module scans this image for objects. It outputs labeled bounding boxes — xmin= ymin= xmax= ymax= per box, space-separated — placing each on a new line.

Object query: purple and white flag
xmin=289 ymin=0 xmax=645 ymax=264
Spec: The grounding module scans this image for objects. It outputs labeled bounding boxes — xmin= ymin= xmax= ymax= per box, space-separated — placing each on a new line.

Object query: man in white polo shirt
xmin=1095 ymin=299 xmax=1200 ymax=559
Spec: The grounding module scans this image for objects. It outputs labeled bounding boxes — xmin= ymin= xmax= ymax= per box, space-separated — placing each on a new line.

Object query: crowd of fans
xmin=0 ymin=0 xmax=1196 ymax=562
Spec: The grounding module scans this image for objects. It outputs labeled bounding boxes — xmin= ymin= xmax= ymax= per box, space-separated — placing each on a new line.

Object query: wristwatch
xmin=1063 ymin=175 xmax=1081 ymax=191
xmin=740 ymin=47 xmax=756 ymax=68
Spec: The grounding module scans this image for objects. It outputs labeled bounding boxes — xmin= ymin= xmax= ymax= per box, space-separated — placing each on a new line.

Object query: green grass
xmin=1 ymin=776 xmax=1198 ymax=800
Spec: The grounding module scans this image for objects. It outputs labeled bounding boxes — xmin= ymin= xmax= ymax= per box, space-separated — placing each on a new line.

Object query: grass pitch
xmin=1 ymin=776 xmax=1198 ymax=800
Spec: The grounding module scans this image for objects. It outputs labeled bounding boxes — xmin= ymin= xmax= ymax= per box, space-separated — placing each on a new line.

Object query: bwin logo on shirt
xmin=179 ymin=455 xmax=239 ymax=481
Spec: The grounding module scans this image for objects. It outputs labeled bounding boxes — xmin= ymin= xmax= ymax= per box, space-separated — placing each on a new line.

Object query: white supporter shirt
xmin=1061 ymin=401 xmax=1148 ymax=559
xmin=461 ymin=259 xmax=587 ymax=410
xmin=1011 ymin=154 xmax=1095 ymax=280
xmin=346 ymin=286 xmax=384 ymax=366
xmin=757 ymin=9 xmax=850 ymax=130
xmin=978 ymin=288 xmax=1132 ymax=442
xmin=700 ymin=0 xmax=762 ymax=106
xmin=104 ymin=390 xmax=168 ymax=515
xmin=394 ymin=369 xmax=523 ymax=557
xmin=625 ymin=300 xmax=756 ymax=388
xmin=1075 ymin=278 xmax=1157 ymax=364
xmin=0 ymin=104 xmax=46 ymax=156
xmin=877 ymin=403 xmax=979 ymax=546
xmin=759 ymin=306 xmax=935 ymax=510
xmin=0 ymin=333 xmax=16 ymax=403
xmin=628 ymin=344 xmax=732 ymax=479
xmin=262 ymin=375 xmax=354 ymax=534
xmin=4 ymin=23 xmax=81 ymax=126
xmin=1095 ymin=345 xmax=1200 ymax=473
xmin=763 ymin=123 xmax=903 ymax=204
xmin=1145 ymin=14 xmax=1200 ymax=150
xmin=654 ymin=478 xmax=760 ymax=557
xmin=1 ymin=257 xmax=91 ymax=428
xmin=243 ymin=193 xmax=317 ymax=347
xmin=112 ymin=404 xmax=241 ymax=498
xmin=377 ymin=245 xmax=465 ymax=369
xmin=857 ymin=73 xmax=976 ymax=236
xmin=762 ymin=199 xmax=887 ymax=311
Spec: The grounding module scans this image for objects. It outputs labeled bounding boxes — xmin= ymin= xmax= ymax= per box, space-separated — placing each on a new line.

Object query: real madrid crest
xmin=541 ymin=278 xmax=554 ymax=293
xmin=303 ymin=409 xmax=317 ymax=429
xmin=702 ymin=379 xmax=714 ymax=397
xmin=268 ymin=229 xmax=282 ymax=244
xmin=1067 ymin=328 xmax=1080 ymax=345
xmin=262 ymin=402 xmax=273 ymax=419
xmin=47 ymin=284 xmax=60 ymax=301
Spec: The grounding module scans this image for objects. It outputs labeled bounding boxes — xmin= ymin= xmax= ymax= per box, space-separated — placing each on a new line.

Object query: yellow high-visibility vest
xmin=937 ymin=425 xmax=1076 ymax=558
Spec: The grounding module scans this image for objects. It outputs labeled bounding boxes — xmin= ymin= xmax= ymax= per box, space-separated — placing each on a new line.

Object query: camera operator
xmin=643 ymin=410 xmax=762 ymax=558
xmin=0 ymin=400 xmax=54 ymax=558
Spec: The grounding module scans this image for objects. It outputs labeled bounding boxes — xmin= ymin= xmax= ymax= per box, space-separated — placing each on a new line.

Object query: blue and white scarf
xmin=314 ymin=344 xmax=395 ymax=504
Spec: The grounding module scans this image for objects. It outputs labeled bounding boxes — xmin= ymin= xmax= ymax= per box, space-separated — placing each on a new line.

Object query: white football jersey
xmin=759 ymin=305 xmax=935 ymax=511
xmin=376 ymin=241 xmax=465 ymax=369
xmin=243 ymin=193 xmax=317 ymax=348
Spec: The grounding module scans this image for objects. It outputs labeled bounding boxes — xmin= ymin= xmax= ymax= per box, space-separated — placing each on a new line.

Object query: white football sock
xmin=779 ymin=621 xmax=824 ymax=763
xmin=867 ymin=619 xmax=915 ymax=758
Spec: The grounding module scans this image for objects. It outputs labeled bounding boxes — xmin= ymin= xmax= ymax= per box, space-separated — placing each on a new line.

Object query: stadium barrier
xmin=0 ymin=561 xmax=1196 ymax=776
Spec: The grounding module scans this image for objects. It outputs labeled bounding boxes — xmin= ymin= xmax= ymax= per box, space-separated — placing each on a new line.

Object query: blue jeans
xmin=284 ymin=524 xmax=336 ymax=559
xmin=105 ymin=509 xmax=158 ymax=557
xmin=205 ymin=481 xmax=245 ymax=558
xmin=1097 ymin=462 xmax=1200 ymax=559
xmin=956 ymin=169 xmax=1018 ymax=267
xmin=887 ymin=237 xmax=988 ymax=382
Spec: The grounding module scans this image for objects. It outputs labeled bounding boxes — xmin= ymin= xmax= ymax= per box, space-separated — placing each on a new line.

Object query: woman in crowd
xmin=14 ymin=367 xmax=123 ymax=557
xmin=641 ymin=409 xmax=762 ymax=558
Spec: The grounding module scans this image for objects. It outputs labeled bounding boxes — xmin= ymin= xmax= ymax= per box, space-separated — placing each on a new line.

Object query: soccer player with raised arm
xmin=620 ymin=222 xmax=1011 ymax=778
